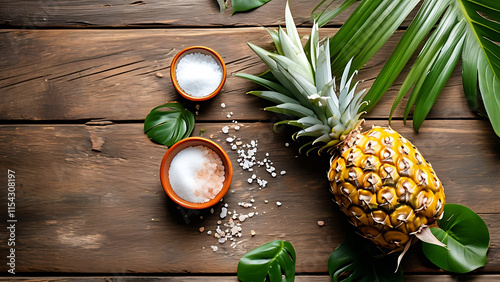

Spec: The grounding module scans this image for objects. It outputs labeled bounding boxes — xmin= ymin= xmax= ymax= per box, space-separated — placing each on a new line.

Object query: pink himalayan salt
xmin=168 ymin=145 xmax=225 ymax=203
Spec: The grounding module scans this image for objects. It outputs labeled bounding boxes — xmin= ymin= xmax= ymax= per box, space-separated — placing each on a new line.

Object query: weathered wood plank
xmin=0 ymin=0 xmax=418 ymax=28
xmin=0 ymin=120 xmax=498 ymax=274
xmin=0 ymin=28 xmax=473 ymax=122
xmin=7 ymin=275 xmax=500 ymax=281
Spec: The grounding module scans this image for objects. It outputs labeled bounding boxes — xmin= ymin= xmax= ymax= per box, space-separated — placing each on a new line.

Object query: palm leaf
xmin=316 ymin=0 xmax=500 ymax=136
xmin=312 ymin=0 xmax=358 ymax=28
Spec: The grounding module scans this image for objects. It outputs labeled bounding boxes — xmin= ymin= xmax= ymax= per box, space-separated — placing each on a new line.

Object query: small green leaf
xmin=143 ymin=102 xmax=195 ymax=146
xmin=328 ymin=236 xmax=403 ymax=282
xmin=237 ymin=240 xmax=296 ymax=282
xmin=422 ymin=203 xmax=489 ymax=273
xmin=232 ymin=0 xmax=271 ymax=14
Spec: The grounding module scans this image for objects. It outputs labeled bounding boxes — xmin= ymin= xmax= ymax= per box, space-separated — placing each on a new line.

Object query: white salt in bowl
xmin=160 ymin=137 xmax=233 ymax=209
xmin=170 ymin=46 xmax=227 ymax=102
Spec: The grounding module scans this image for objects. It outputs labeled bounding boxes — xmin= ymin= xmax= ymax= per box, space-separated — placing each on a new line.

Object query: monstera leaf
xmin=328 ymin=236 xmax=403 ymax=282
xmin=313 ymin=0 xmax=500 ymax=136
xmin=237 ymin=240 xmax=296 ymax=282
xmin=422 ymin=204 xmax=489 ymax=273
xmin=143 ymin=102 xmax=195 ymax=146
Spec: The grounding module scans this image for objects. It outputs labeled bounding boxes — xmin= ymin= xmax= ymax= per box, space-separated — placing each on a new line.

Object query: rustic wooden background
xmin=0 ymin=0 xmax=499 ymax=280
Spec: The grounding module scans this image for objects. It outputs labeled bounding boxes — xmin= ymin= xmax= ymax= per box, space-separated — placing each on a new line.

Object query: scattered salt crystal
xmin=250 ymin=230 xmax=256 ymax=236
xmin=207 ymin=230 xmax=212 ymax=235
xmin=211 ymin=245 xmax=218 ymax=252
xmin=222 ymin=126 xmax=229 ymax=134
xmin=226 ymin=114 xmax=231 ymax=118
xmin=168 ymin=146 xmax=225 ymax=203
xmin=220 ymin=207 xmax=228 ymax=219
xmin=226 ymin=137 xmax=234 ymax=143
xmin=280 ymin=170 xmax=286 ymax=176
xmin=231 ymin=144 xmax=237 ymax=150
xmin=271 ymin=172 xmax=277 ymax=178
xmin=219 ymin=238 xmax=226 ymax=244
xmin=248 ymin=212 xmax=255 ymax=217
xmin=235 ymin=126 xmax=240 ymax=131
xmin=285 ymin=143 xmax=290 ymax=147
xmin=276 ymin=201 xmax=282 ymax=207
xmin=176 ymin=52 xmax=223 ymax=97
xmin=248 ymin=178 xmax=253 ymax=184
xmin=221 ymin=103 xmax=226 ymax=108
xmin=264 ymin=200 xmax=269 ymax=204
xmin=238 ymin=215 xmax=248 ymax=222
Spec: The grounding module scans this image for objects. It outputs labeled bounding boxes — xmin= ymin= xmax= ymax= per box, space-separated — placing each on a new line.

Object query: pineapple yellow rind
xmin=328 ymin=125 xmax=445 ymax=251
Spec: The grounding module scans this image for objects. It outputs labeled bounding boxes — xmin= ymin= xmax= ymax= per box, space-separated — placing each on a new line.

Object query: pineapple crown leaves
xmin=236 ymin=2 xmax=367 ymax=155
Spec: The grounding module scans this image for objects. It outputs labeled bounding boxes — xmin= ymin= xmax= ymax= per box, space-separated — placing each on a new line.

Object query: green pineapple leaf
xmin=237 ymin=240 xmax=296 ymax=282
xmin=328 ymin=236 xmax=403 ymax=282
xmin=422 ymin=203 xmax=489 ymax=273
xmin=143 ymin=102 xmax=195 ymax=147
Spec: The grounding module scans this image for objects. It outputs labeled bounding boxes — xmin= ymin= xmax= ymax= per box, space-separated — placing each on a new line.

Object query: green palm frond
xmin=314 ymin=0 xmax=500 ymax=135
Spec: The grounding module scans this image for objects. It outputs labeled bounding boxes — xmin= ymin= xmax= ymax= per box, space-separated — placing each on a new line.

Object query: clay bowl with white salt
xmin=160 ymin=137 xmax=233 ymax=209
xmin=170 ymin=46 xmax=227 ymax=102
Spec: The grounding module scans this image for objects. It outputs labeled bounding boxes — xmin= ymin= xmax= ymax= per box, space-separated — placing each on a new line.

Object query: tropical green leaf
xmin=237 ymin=240 xmax=296 ymax=282
xmin=389 ymin=6 xmax=458 ymax=123
xmin=312 ymin=0 xmax=358 ymax=28
xmin=478 ymin=50 xmax=500 ymax=136
xmin=232 ymin=0 xmax=271 ymax=14
xmin=320 ymin=0 xmax=500 ymax=135
xmin=350 ymin=0 xmax=421 ymax=75
xmin=328 ymin=236 xmax=403 ymax=282
xmin=361 ymin=0 xmax=451 ymax=113
xmin=412 ymin=20 xmax=467 ymax=131
xmin=422 ymin=204 xmax=489 ymax=273
xmin=143 ymin=102 xmax=195 ymax=147
xmin=462 ymin=27 xmax=483 ymax=114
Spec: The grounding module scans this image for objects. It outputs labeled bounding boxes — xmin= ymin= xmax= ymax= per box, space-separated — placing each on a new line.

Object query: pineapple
xmin=236 ymin=3 xmax=445 ymax=251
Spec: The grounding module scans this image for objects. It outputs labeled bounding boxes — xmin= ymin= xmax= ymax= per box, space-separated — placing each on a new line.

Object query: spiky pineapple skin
xmin=328 ymin=126 xmax=445 ymax=251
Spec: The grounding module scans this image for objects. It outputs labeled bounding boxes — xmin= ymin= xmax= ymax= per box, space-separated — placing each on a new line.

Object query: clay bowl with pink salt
xmin=160 ymin=137 xmax=233 ymax=209
xmin=170 ymin=46 xmax=227 ymax=102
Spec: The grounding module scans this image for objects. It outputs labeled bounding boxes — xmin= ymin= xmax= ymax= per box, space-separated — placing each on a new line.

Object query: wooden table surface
xmin=1 ymin=0 xmax=499 ymax=280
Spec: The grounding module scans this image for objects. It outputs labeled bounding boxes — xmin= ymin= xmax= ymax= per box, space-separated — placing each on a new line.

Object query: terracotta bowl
xmin=170 ymin=46 xmax=227 ymax=102
xmin=160 ymin=137 xmax=233 ymax=209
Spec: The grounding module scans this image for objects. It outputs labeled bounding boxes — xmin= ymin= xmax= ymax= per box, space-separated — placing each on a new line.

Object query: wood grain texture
xmin=0 ymin=120 xmax=498 ymax=274
xmin=6 ymin=275 xmax=500 ymax=281
xmin=0 ymin=28 xmax=474 ymax=122
xmin=0 ymin=0 xmax=419 ymax=28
